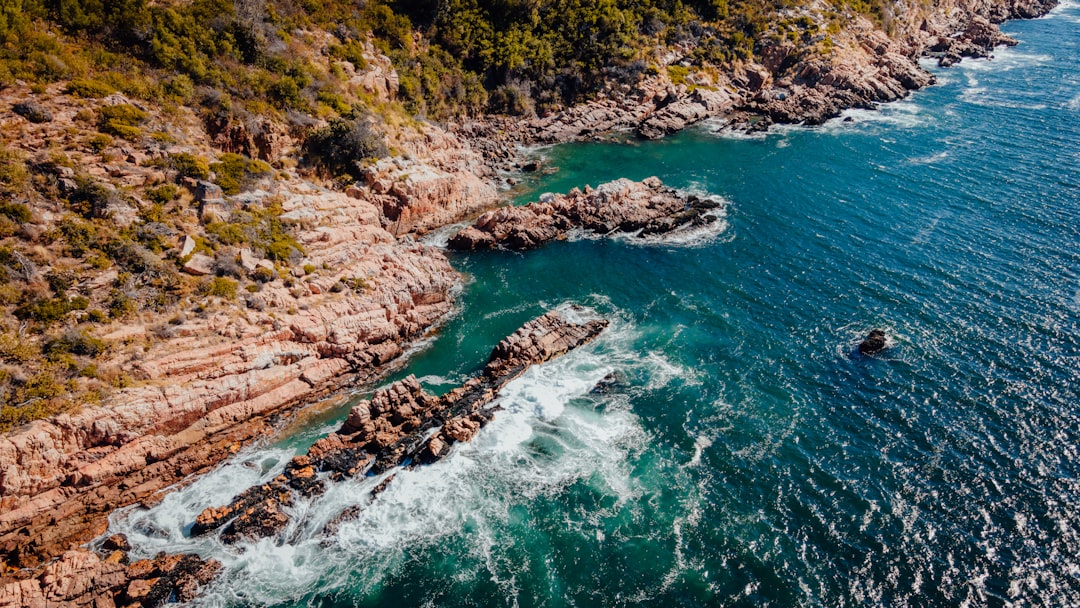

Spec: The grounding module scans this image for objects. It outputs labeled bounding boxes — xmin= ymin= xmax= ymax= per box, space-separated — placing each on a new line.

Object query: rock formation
xmin=448 ymin=177 xmax=722 ymax=251
xmin=859 ymin=329 xmax=888 ymax=355
xmin=0 ymin=538 xmax=220 ymax=608
xmin=190 ymin=309 xmax=608 ymax=544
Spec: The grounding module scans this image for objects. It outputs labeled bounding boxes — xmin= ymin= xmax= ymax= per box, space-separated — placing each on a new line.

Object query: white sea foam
xmin=418 ymin=220 xmax=473 ymax=248
xmin=908 ymin=151 xmax=949 ymax=165
xmin=106 ymin=309 xmax=683 ymax=606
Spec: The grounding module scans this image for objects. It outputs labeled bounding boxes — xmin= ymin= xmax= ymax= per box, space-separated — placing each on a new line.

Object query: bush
xmin=252 ymin=265 xmax=274 ymax=283
xmin=67 ymin=176 xmax=121 ymax=219
xmin=304 ymin=116 xmax=388 ymax=180
xmin=66 ymin=78 xmax=116 ymax=98
xmin=145 ymin=183 xmax=179 ymax=205
xmin=14 ymin=295 xmax=89 ymax=325
xmin=43 ymin=329 xmax=107 ymax=360
xmin=87 ymin=133 xmax=113 ymax=153
xmin=99 ymin=103 xmax=148 ymax=139
xmin=0 ymin=202 xmax=31 ymax=223
xmin=210 ymin=153 xmax=272 ymax=195
xmin=0 ymin=149 xmax=29 ymax=195
xmin=169 ymin=152 xmax=210 ymax=180
xmin=108 ymin=289 xmax=135 ymax=318
xmin=209 ymin=276 xmax=237 ymax=299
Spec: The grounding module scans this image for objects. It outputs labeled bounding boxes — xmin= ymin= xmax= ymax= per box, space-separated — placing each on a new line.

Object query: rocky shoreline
xmin=457 ymin=0 xmax=1057 ymax=151
xmin=189 ymin=309 xmax=607 ymax=545
xmin=0 ymin=0 xmax=1059 ymax=604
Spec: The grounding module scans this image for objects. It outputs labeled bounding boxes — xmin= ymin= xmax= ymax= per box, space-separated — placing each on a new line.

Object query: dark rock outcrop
xmin=448 ymin=177 xmax=721 ymax=251
xmin=12 ymin=101 xmax=53 ymax=123
xmin=191 ymin=309 xmax=608 ymax=544
xmin=859 ymin=329 xmax=888 ymax=355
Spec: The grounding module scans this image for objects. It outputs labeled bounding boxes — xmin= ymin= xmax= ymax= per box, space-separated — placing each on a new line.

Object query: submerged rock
xmin=858 ymin=329 xmax=888 ymax=355
xmin=591 ymin=370 xmax=629 ymax=395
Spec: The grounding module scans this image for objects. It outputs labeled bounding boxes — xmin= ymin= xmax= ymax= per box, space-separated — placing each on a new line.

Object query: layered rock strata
xmin=190 ymin=309 xmax=608 ymax=544
xmin=0 ymin=183 xmax=458 ymax=572
xmin=0 ymin=537 xmax=220 ymax=608
xmin=448 ymin=177 xmax=721 ymax=251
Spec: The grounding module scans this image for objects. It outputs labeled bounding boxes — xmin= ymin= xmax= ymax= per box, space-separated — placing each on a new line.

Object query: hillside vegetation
xmin=1 ymin=0 xmax=886 ymax=119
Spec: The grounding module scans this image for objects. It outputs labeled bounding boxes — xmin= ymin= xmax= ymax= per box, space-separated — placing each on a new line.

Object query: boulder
xmin=182 ymin=253 xmax=215 ymax=276
xmin=13 ymin=100 xmax=53 ymax=123
xmin=858 ymin=329 xmax=888 ymax=355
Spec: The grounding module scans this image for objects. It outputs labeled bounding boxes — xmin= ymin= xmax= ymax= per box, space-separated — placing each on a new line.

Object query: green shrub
xmin=14 ymin=295 xmax=89 ymax=325
xmin=169 ymin=152 xmax=210 ymax=180
xmin=0 ymin=149 xmax=29 ymax=195
xmin=0 ymin=332 xmax=35 ymax=363
xmin=209 ymin=276 xmax=237 ymax=299
xmin=108 ymin=289 xmax=135 ymax=318
xmin=667 ymin=64 xmax=690 ymax=85
xmin=304 ymin=116 xmax=388 ymax=179
xmin=205 ymin=220 xmax=245 ymax=246
xmin=252 ymin=265 xmax=274 ymax=283
xmin=210 ymin=153 xmax=272 ymax=195
xmin=99 ymin=103 xmax=148 ymax=139
xmin=145 ymin=183 xmax=179 ymax=204
xmin=43 ymin=329 xmax=107 ymax=360
xmin=87 ymin=133 xmax=113 ymax=153
xmin=66 ymin=78 xmax=116 ymax=98
xmin=0 ymin=202 xmax=31 ymax=223
xmin=67 ymin=176 xmax=121 ymax=219
xmin=84 ymin=309 xmax=107 ymax=323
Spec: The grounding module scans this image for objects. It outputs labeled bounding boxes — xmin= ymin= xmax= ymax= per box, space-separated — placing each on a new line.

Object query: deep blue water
xmin=110 ymin=5 xmax=1080 ymax=606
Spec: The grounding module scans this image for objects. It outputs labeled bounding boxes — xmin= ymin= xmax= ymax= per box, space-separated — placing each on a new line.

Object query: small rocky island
xmin=448 ymin=178 xmax=722 ymax=251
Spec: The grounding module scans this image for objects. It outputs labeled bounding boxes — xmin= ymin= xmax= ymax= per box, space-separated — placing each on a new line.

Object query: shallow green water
xmin=110 ymin=5 xmax=1080 ymax=606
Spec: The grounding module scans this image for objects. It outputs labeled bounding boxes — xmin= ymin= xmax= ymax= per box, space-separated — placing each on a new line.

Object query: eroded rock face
xmin=190 ymin=309 xmax=608 ymax=544
xmin=448 ymin=177 xmax=721 ymax=251
xmin=0 ymin=543 xmax=220 ymax=608
xmin=0 ymin=184 xmax=457 ymax=574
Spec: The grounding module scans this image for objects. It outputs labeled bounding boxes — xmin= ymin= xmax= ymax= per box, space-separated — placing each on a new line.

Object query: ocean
xmin=107 ymin=4 xmax=1080 ymax=606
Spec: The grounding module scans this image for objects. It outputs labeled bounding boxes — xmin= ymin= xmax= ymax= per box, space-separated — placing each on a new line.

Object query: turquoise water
xmin=111 ymin=5 xmax=1080 ymax=606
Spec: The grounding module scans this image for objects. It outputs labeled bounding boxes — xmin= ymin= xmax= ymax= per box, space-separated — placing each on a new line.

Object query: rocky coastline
xmin=0 ymin=0 xmax=1058 ymax=604
xmin=457 ymin=0 xmax=1058 ymax=152
xmin=188 ymin=309 xmax=607 ymax=545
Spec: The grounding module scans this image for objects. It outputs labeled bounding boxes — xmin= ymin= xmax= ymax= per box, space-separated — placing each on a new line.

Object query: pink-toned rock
xmin=179 ymin=235 xmax=196 ymax=258
xmin=182 ymin=253 xmax=214 ymax=276
xmin=449 ymin=178 xmax=722 ymax=251
xmin=193 ymin=309 xmax=607 ymax=545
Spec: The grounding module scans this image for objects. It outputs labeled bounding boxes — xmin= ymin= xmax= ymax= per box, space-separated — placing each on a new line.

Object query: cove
xmin=108 ymin=4 xmax=1080 ymax=606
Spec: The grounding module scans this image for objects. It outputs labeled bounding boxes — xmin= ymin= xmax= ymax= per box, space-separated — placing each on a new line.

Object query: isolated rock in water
xmin=591 ymin=370 xmax=628 ymax=394
xmin=859 ymin=329 xmax=888 ymax=355
xmin=448 ymin=177 xmax=721 ymax=251
xmin=13 ymin=100 xmax=53 ymax=123
xmin=191 ymin=307 xmax=609 ymax=544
